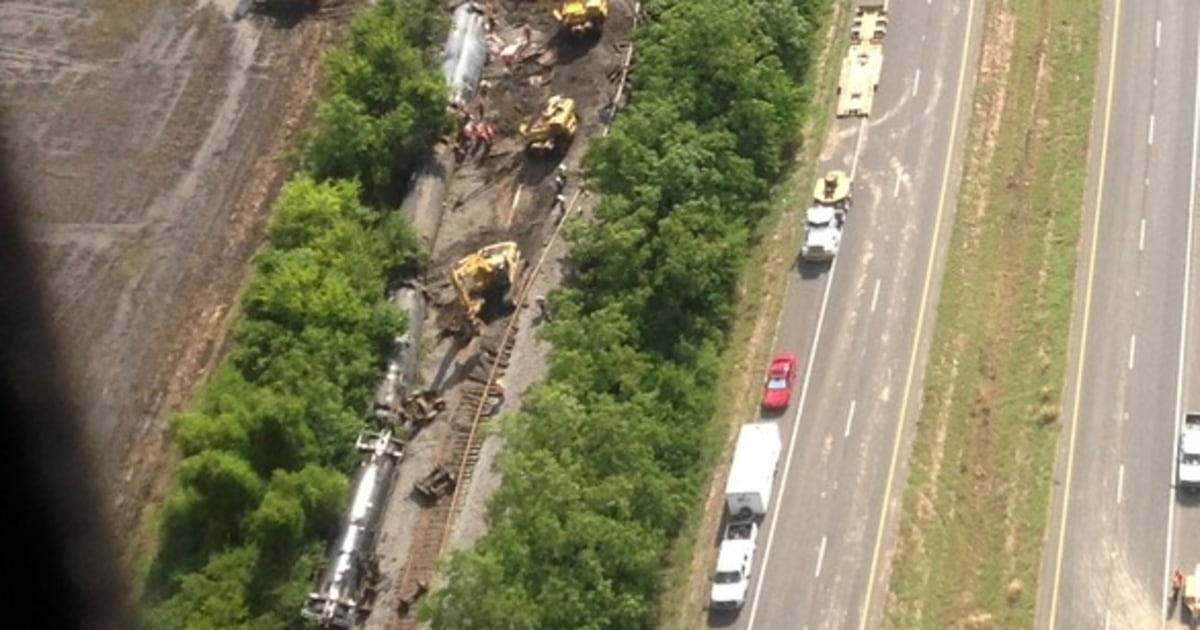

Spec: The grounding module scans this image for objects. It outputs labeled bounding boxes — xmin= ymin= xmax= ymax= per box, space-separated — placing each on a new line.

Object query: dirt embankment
xmin=0 ymin=0 xmax=349 ymax=560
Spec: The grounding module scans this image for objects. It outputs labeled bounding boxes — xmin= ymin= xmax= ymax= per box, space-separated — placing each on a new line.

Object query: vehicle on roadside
xmin=761 ymin=352 xmax=799 ymax=410
xmin=710 ymin=518 xmax=759 ymax=611
xmin=1179 ymin=412 xmax=1200 ymax=491
xmin=800 ymin=171 xmax=851 ymax=262
xmin=724 ymin=423 xmax=783 ymax=519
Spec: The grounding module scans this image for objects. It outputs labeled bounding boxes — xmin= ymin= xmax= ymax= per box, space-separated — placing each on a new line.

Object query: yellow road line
xmin=856 ymin=0 xmax=978 ymax=626
xmin=1047 ymin=0 xmax=1123 ymax=626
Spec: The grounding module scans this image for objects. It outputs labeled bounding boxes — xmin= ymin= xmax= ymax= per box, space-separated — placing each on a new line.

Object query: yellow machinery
xmin=812 ymin=170 xmax=851 ymax=207
xmin=451 ymin=241 xmax=522 ymax=331
xmin=553 ymin=0 xmax=609 ymax=36
xmin=520 ymin=95 xmax=578 ymax=155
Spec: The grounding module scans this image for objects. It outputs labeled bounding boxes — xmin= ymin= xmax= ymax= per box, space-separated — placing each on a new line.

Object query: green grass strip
xmin=885 ymin=0 xmax=1101 ymax=626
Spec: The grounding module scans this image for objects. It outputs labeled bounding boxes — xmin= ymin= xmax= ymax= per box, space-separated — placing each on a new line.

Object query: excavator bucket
xmin=553 ymin=0 xmax=609 ymax=35
xmin=520 ymin=95 xmax=578 ymax=155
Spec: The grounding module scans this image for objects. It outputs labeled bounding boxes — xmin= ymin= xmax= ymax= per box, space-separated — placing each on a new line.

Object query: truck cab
xmin=801 ymin=171 xmax=851 ymax=263
xmin=801 ymin=205 xmax=846 ymax=262
xmin=710 ymin=520 xmax=758 ymax=611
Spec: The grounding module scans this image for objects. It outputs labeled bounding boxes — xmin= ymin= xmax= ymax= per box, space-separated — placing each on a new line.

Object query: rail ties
xmin=386 ymin=190 xmax=580 ymax=629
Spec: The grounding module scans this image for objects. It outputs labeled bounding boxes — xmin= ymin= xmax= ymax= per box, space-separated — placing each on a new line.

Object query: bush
xmin=422 ymin=0 xmax=830 ymax=627
xmin=143 ymin=0 xmax=446 ymax=616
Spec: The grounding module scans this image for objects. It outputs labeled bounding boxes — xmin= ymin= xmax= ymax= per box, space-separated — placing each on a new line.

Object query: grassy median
xmin=884 ymin=0 xmax=1101 ymax=627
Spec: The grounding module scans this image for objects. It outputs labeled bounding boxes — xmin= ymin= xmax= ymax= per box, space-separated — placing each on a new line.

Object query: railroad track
xmin=387 ymin=191 xmax=581 ymax=629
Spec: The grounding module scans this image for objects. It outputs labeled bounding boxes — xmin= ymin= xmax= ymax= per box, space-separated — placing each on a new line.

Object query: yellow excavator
xmin=553 ymin=0 xmax=608 ymax=36
xmin=520 ymin=95 xmax=578 ymax=156
xmin=450 ymin=241 xmax=522 ymax=333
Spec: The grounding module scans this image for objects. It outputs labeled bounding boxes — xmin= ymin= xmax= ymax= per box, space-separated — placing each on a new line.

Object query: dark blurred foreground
xmin=0 ymin=144 xmax=132 ymax=629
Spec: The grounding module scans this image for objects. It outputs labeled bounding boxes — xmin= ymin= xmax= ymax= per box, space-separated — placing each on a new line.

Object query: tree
xmin=143 ymin=547 xmax=258 ymax=630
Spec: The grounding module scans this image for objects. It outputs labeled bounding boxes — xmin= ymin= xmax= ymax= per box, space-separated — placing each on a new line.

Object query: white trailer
xmin=725 ymin=422 xmax=783 ymax=519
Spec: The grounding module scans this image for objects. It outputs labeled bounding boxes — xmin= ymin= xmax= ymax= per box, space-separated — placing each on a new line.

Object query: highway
xmin=1037 ymin=0 xmax=1200 ymax=628
xmin=709 ymin=1 xmax=986 ymax=629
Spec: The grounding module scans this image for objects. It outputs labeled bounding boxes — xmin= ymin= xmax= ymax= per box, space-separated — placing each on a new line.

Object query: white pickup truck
xmin=1180 ymin=412 xmax=1200 ymax=491
xmin=710 ymin=519 xmax=759 ymax=611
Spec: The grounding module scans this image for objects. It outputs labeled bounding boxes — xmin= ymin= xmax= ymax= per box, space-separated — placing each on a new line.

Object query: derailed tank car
xmin=301 ymin=431 xmax=405 ymax=628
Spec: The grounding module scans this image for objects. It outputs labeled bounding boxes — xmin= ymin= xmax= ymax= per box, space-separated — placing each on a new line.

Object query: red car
xmin=761 ymin=352 xmax=799 ymax=410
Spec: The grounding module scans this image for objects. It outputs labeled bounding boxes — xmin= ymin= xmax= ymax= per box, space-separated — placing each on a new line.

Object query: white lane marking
xmin=912 ymin=69 xmax=921 ymax=97
xmin=849 ymin=118 xmax=868 ymax=180
xmin=871 ymin=278 xmax=882 ymax=313
xmin=814 ymin=535 xmax=828 ymax=577
xmin=1105 ymin=610 xmax=1111 ymax=630
xmin=511 ymin=184 xmax=523 ymax=210
xmin=845 ymin=400 xmax=857 ymax=438
xmin=1129 ymin=334 xmax=1136 ymax=370
xmin=745 ymin=253 xmax=841 ymax=630
xmin=1140 ymin=218 xmax=1146 ymax=251
xmin=1149 ymin=114 xmax=1155 ymax=146
xmin=1162 ymin=10 xmax=1200 ymax=617
xmin=1156 ymin=19 xmax=1162 ymax=49
xmin=1117 ymin=464 xmax=1125 ymax=505
xmin=893 ymin=173 xmax=903 ymax=198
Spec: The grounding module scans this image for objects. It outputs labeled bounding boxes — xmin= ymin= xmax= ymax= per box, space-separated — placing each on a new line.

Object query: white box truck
xmin=724 ymin=422 xmax=783 ymax=519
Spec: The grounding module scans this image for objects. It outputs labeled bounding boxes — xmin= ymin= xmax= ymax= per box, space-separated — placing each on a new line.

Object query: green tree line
xmin=140 ymin=1 xmax=448 ymax=627
xmin=422 ymin=0 xmax=829 ymax=628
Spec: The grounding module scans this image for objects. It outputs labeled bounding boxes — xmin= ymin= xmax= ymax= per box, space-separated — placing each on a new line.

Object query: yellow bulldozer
xmin=553 ymin=0 xmax=608 ymax=36
xmin=450 ymin=241 xmax=522 ymax=333
xmin=520 ymin=95 xmax=578 ymax=156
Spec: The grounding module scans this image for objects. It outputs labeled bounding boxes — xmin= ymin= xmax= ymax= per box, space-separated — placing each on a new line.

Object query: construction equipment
xmin=801 ymin=171 xmax=851 ymax=262
xmin=451 ymin=241 xmax=522 ymax=333
xmin=836 ymin=5 xmax=887 ymax=117
xmin=414 ymin=464 xmax=457 ymax=501
xmin=520 ymin=95 xmax=578 ymax=156
xmin=553 ymin=0 xmax=609 ymax=36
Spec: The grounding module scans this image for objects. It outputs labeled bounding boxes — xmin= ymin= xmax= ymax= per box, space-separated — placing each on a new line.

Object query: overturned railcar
xmin=301 ymin=431 xmax=405 ymax=628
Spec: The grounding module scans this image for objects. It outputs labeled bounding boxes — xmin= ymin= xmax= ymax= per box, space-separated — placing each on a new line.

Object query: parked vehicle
xmin=761 ymin=352 xmax=799 ymax=410
xmin=724 ymin=423 xmax=783 ymax=519
xmin=1180 ymin=413 xmax=1200 ymax=491
xmin=710 ymin=518 xmax=759 ymax=611
xmin=801 ymin=171 xmax=851 ymax=262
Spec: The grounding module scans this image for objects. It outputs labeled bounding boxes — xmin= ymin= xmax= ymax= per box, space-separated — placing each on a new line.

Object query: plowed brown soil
xmin=0 ymin=0 xmax=353 ymax=561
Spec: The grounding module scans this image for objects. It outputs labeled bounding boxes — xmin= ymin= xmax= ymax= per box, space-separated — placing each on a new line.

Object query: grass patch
xmin=884 ymin=0 xmax=1101 ymax=627
xmin=652 ymin=2 xmax=849 ymax=626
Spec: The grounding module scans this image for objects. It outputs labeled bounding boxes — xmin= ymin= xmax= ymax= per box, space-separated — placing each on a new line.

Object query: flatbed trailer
xmin=836 ymin=5 xmax=888 ymax=118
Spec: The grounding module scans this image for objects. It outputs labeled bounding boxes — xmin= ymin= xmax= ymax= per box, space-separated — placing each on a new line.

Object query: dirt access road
xmin=0 ymin=0 xmax=348 ymax=555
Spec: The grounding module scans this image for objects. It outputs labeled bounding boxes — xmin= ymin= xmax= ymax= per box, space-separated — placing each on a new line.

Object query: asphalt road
xmin=1036 ymin=1 xmax=1200 ymax=628
xmin=706 ymin=1 xmax=986 ymax=629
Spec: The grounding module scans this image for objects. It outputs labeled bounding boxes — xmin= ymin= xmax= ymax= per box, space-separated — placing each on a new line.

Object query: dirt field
xmin=0 ymin=0 xmax=350 ymax=559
